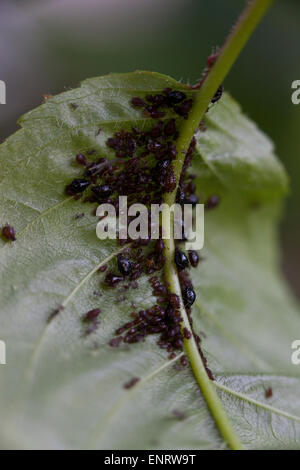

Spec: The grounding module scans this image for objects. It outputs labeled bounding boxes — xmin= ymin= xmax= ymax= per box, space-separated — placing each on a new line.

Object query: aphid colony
xmin=62 ymin=87 xmax=219 ymax=382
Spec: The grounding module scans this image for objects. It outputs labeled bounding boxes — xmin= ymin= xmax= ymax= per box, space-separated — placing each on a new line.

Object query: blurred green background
xmin=0 ymin=0 xmax=299 ymax=296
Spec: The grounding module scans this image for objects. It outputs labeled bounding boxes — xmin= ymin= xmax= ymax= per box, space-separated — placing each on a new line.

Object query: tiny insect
xmin=205 ymin=195 xmax=220 ymax=210
xmin=93 ymin=290 xmax=102 ymax=297
xmin=169 ymin=293 xmax=180 ymax=308
xmin=67 ymin=179 xmax=91 ymax=195
xmin=2 ymin=224 xmax=16 ymax=241
xmin=206 ymin=53 xmax=218 ymax=68
xmin=76 ymin=153 xmax=87 ymax=166
xmin=211 ymin=85 xmax=223 ymax=104
xmin=109 ymin=336 xmax=122 ymax=348
xmin=74 ymin=213 xmax=84 ymax=220
xmin=117 ymin=254 xmax=133 ymax=276
xmin=265 ymin=387 xmax=273 ymax=399
xmin=172 ymin=409 xmax=187 ymax=420
xmin=180 ymin=355 xmax=188 ymax=366
xmin=174 ymin=99 xmax=193 ymax=119
xmin=174 ymin=249 xmax=189 ymax=271
xmin=164 ymin=119 xmax=177 ymax=136
xmin=163 ymin=167 xmax=177 ymax=192
xmin=83 ymin=308 xmax=101 ymax=322
xmin=98 ymin=264 xmax=107 ymax=273
xmin=131 ymin=97 xmax=146 ymax=107
xmin=91 ymin=184 xmax=113 ymax=199
xmin=47 ymin=305 xmax=64 ymax=323
xmin=183 ymin=327 xmax=192 ymax=339
xmin=182 ymin=286 xmax=196 ymax=308
xmin=105 ymin=272 xmax=123 ymax=286
xmin=183 ymin=194 xmax=198 ymax=205
xmin=123 ymin=377 xmax=140 ymax=389
xmin=165 ymin=90 xmax=186 ymax=105
xmin=188 ymin=250 xmax=199 ymax=268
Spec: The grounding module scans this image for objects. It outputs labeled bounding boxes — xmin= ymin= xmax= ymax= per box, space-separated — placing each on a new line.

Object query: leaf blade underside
xmin=0 ymin=71 xmax=299 ymax=450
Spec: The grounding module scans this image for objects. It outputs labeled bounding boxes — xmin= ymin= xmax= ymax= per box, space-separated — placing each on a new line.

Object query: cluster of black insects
xmin=60 ymin=86 xmax=221 ymax=384
xmin=1 ymin=85 xmax=221 ymax=387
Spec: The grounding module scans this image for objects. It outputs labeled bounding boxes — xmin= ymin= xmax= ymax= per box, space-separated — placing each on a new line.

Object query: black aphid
xmin=2 ymin=225 xmax=16 ymax=241
xmin=47 ymin=305 xmax=64 ymax=323
xmin=91 ymin=184 xmax=113 ymax=199
xmin=98 ymin=264 xmax=107 ymax=273
xmin=84 ymin=308 xmax=101 ymax=322
xmin=117 ymin=254 xmax=133 ymax=276
xmin=183 ymin=328 xmax=192 ymax=339
xmin=188 ymin=250 xmax=199 ymax=268
xmin=105 ymin=272 xmax=124 ymax=286
xmin=67 ymin=179 xmax=91 ymax=194
xmin=155 ymin=159 xmax=170 ymax=173
xmin=182 ymin=286 xmax=196 ymax=308
xmin=76 ymin=153 xmax=87 ymax=166
xmin=169 ymin=293 xmax=180 ymax=308
xmin=184 ymin=194 xmax=198 ymax=205
xmin=211 ymin=85 xmax=223 ymax=104
xmin=265 ymin=387 xmax=273 ymax=399
xmin=109 ymin=336 xmax=122 ymax=348
xmin=123 ymin=377 xmax=140 ymax=389
xmin=174 ymin=249 xmax=189 ymax=271
xmin=74 ymin=212 xmax=84 ymax=220
xmin=180 ymin=356 xmax=188 ymax=366
xmin=163 ymin=167 xmax=177 ymax=192
xmin=174 ymin=99 xmax=193 ymax=119
xmin=131 ymin=97 xmax=146 ymax=107
xmin=205 ymin=195 xmax=220 ymax=210
xmin=165 ymin=90 xmax=186 ymax=104
xmin=164 ymin=119 xmax=177 ymax=136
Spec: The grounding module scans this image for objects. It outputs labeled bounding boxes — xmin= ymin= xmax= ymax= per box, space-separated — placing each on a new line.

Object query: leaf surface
xmin=0 ymin=71 xmax=299 ymax=450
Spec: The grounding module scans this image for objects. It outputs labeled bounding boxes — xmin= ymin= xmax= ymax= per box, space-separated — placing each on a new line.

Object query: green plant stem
xmin=162 ymin=0 xmax=274 ymax=451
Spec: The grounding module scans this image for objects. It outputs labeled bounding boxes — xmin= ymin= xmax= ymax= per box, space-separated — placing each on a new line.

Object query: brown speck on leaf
xmin=83 ymin=308 xmax=101 ymax=322
xmin=76 ymin=154 xmax=87 ymax=166
xmin=123 ymin=377 xmax=140 ymax=389
xmin=172 ymin=409 xmax=187 ymax=420
xmin=109 ymin=336 xmax=122 ymax=348
xmin=98 ymin=264 xmax=108 ymax=273
xmin=265 ymin=387 xmax=273 ymax=399
xmin=74 ymin=213 xmax=84 ymax=220
xmin=48 ymin=305 xmax=64 ymax=323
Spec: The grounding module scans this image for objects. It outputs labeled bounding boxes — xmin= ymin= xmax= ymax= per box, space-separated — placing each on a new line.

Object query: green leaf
xmin=0 ymin=71 xmax=299 ymax=450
